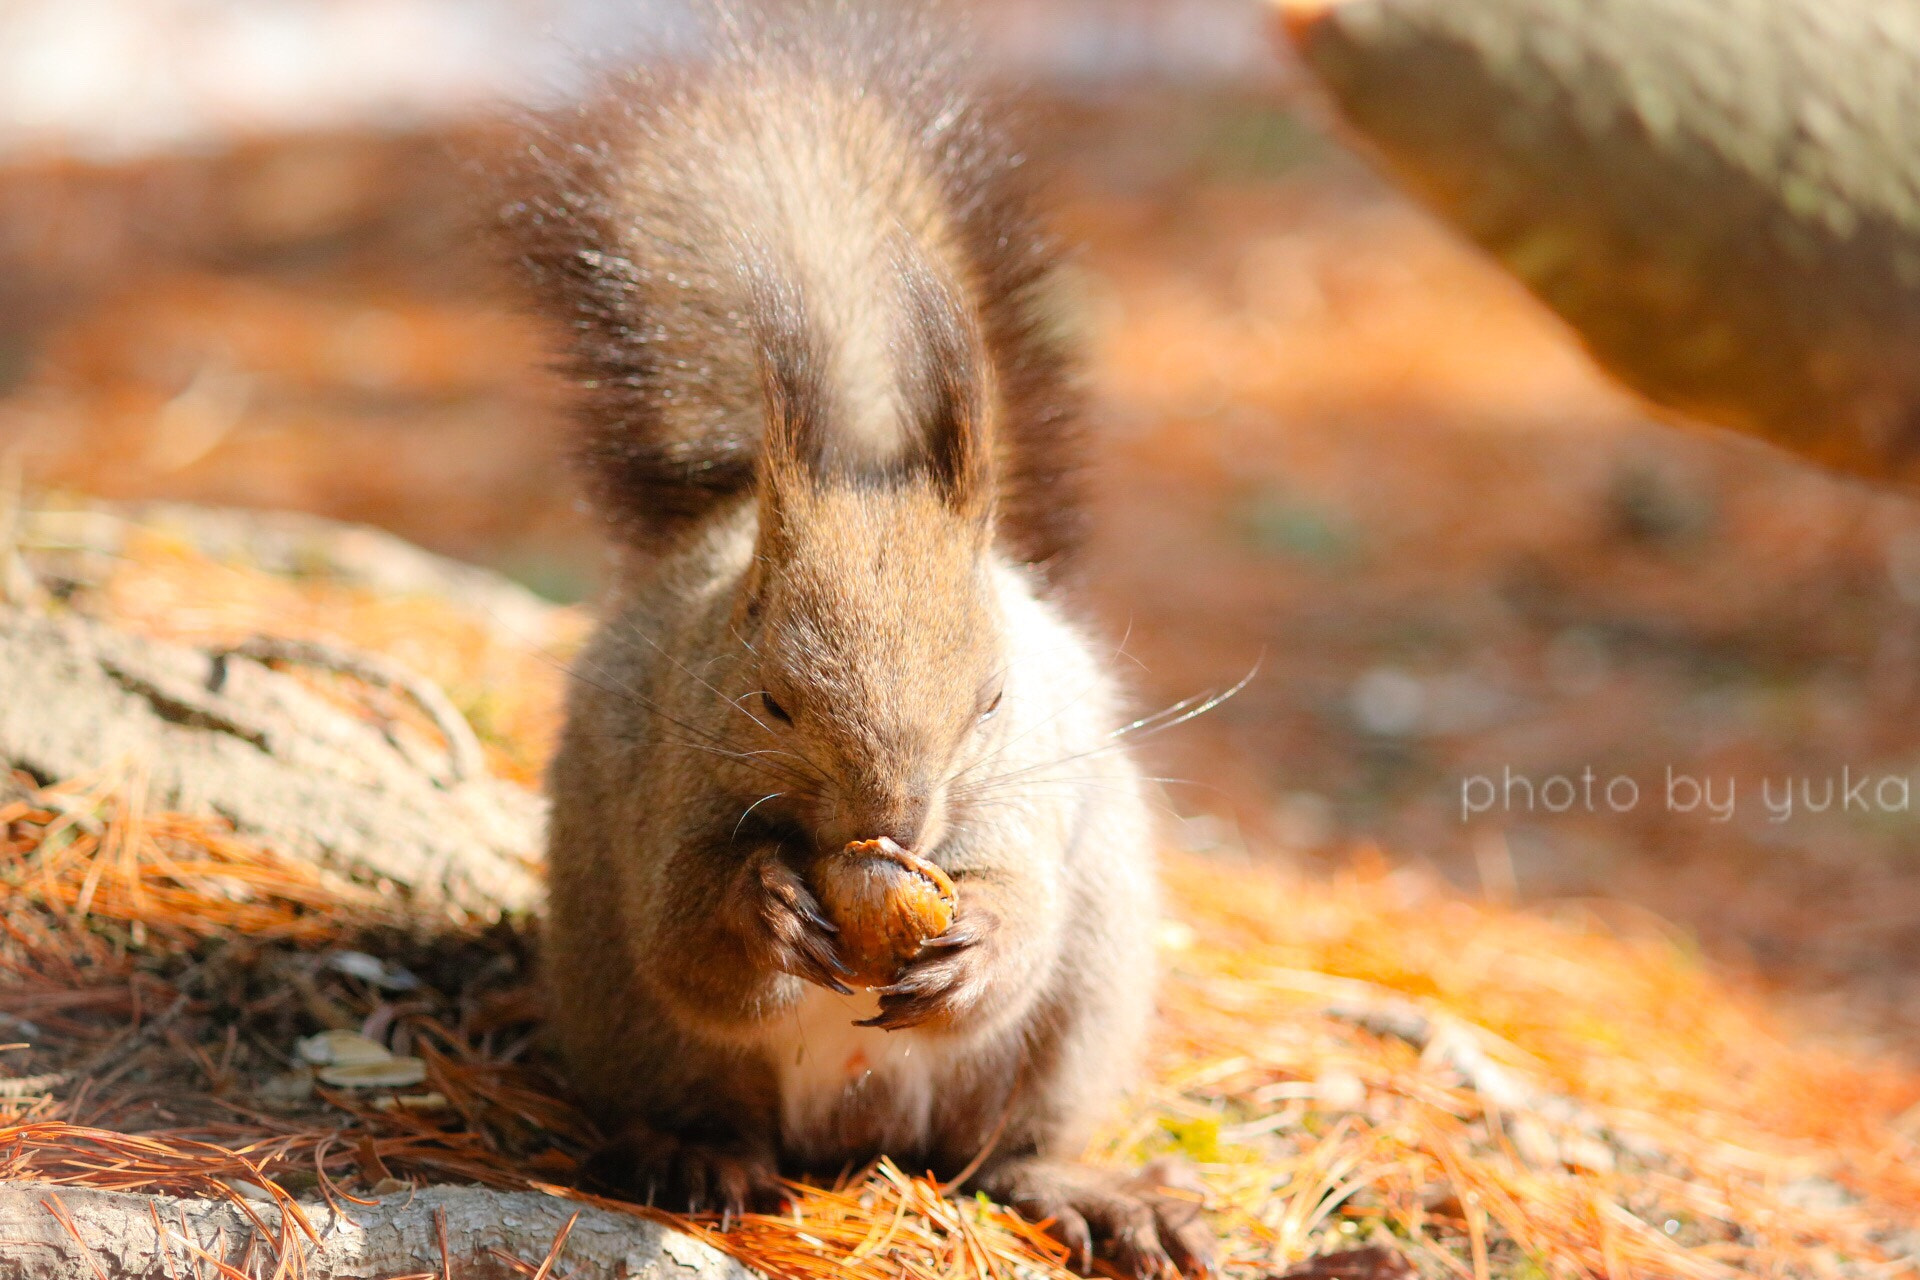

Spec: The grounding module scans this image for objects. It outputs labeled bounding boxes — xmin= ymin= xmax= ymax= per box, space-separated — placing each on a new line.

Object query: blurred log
xmin=0 ymin=502 xmax=554 ymax=917
xmin=1280 ymin=0 xmax=1920 ymax=483
xmin=0 ymin=607 xmax=544 ymax=916
xmin=0 ymin=1184 xmax=752 ymax=1280
xmin=17 ymin=501 xmax=559 ymax=641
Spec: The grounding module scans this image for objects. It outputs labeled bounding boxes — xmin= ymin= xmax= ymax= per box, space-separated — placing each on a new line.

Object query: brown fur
xmin=510 ymin=6 xmax=1213 ymax=1276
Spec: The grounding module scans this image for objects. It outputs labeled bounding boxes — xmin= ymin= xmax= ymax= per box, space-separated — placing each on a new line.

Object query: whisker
xmin=735 ymin=745 xmax=829 ymax=775
xmin=952 ymin=630 xmax=1161 ymax=790
xmin=960 ymin=774 xmax=1196 ymax=791
xmin=557 ymin=667 xmax=815 ymax=788
xmin=952 ymin=660 xmax=1257 ymax=794
xmin=955 ymin=787 xmax=1191 ymax=825
xmin=401 ymin=581 xmax=826 ymax=792
xmin=957 ymin=664 xmax=1260 ymax=795
xmin=1107 ymin=664 xmax=1259 ymax=744
xmin=619 ymin=618 xmax=838 ymax=784
xmin=1109 ymin=616 xmax=1150 ymax=676
xmin=734 ymin=791 xmax=788 ymax=842
xmin=730 ymin=691 xmax=835 ymax=786
xmin=563 ymin=727 xmax=811 ymax=788
xmin=949 ymin=678 xmax=1104 ymax=786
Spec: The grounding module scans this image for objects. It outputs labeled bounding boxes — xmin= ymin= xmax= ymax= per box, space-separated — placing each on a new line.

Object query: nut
xmin=813 ymin=837 xmax=957 ymax=987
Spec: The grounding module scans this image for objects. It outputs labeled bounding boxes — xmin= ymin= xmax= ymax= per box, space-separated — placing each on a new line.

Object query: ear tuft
xmin=744 ymin=255 xmax=833 ymax=521
xmin=899 ymin=259 xmax=994 ymax=520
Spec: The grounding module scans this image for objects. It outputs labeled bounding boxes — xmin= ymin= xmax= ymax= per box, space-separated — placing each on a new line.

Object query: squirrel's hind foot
xmin=976 ymin=1156 xmax=1218 ymax=1279
xmin=584 ymin=1124 xmax=789 ymax=1227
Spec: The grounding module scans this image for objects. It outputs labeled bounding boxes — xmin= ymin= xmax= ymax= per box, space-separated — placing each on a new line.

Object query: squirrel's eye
xmin=760 ymin=691 xmax=793 ymax=724
xmin=978 ymin=688 xmax=1004 ymax=722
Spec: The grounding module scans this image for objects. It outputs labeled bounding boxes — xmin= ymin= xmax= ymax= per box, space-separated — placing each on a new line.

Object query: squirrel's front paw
xmin=857 ymin=899 xmax=998 ymax=1031
xmin=736 ymin=847 xmax=856 ymax=994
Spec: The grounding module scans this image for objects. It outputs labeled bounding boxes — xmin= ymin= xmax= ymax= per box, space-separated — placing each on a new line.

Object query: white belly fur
xmin=771 ymin=986 xmax=946 ymax=1161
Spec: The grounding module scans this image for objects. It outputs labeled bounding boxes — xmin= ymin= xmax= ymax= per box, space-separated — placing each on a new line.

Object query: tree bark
xmin=0 ymin=501 xmax=554 ymax=916
xmin=1280 ymin=0 xmax=1920 ymax=483
xmin=0 ymin=606 xmax=543 ymax=917
xmin=0 ymin=1183 xmax=755 ymax=1280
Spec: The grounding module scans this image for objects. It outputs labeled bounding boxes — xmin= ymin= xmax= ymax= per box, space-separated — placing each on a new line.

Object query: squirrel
xmin=500 ymin=5 xmax=1214 ymax=1276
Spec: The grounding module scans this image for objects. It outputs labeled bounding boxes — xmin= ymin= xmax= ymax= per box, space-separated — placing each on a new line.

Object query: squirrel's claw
xmin=741 ymin=846 xmax=854 ymax=993
xmin=913 ymin=917 xmax=983 ymax=953
xmin=856 ymin=905 xmax=996 ymax=1030
xmin=585 ymin=1125 xmax=788 ymax=1223
xmin=785 ymin=914 xmax=855 ymax=994
xmin=854 ymin=1003 xmax=924 ymax=1030
xmin=855 ymin=973 xmax=940 ymax=1028
xmin=975 ymin=1157 xmax=1219 ymax=1280
xmin=798 ymin=942 xmax=857 ymax=996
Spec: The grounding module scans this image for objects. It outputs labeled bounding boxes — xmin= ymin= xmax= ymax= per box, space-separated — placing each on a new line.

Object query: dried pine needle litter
xmin=2 ymin=512 xmax=1917 ymax=1278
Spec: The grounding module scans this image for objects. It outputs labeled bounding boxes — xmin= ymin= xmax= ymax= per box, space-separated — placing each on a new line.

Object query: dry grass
xmin=3 ymin=519 xmax=1919 ymax=1279
xmin=1144 ymin=855 xmax=1920 ymax=1277
xmin=2 ymin=774 xmax=395 ymax=947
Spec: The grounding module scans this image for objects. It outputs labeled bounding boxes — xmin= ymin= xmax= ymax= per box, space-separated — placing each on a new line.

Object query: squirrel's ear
xmin=901 ymin=263 xmax=994 ymax=525
xmin=748 ymin=262 xmax=830 ymax=546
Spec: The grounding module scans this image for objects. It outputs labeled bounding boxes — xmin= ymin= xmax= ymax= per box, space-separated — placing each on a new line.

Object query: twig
xmin=532 ymin=1210 xmax=581 ymax=1280
xmin=42 ymin=1193 xmax=111 ymax=1280
xmin=149 ymin=1200 xmax=182 ymax=1280
xmin=483 ymin=1248 xmax=541 ymax=1279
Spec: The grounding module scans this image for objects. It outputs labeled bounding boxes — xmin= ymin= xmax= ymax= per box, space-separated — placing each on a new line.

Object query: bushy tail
xmin=496 ymin=2 xmax=1087 ymax=569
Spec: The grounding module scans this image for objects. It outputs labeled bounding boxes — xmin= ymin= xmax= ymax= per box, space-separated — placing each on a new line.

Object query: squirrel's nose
xmin=831 ymin=788 xmax=933 ymax=853
xmin=867 ymin=792 xmax=930 ymax=850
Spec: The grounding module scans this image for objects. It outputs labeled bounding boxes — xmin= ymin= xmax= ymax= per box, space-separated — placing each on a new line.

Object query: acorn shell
xmin=813 ymin=837 xmax=958 ymax=987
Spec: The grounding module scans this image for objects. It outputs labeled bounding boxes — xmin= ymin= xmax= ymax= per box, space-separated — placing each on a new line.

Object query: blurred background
xmin=7 ymin=0 xmax=1920 ymax=1051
